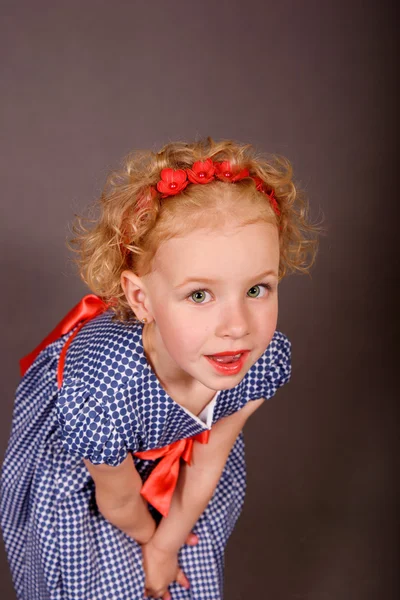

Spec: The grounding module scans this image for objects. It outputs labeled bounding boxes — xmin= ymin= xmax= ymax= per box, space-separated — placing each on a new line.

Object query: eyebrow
xmin=174 ymin=270 xmax=278 ymax=289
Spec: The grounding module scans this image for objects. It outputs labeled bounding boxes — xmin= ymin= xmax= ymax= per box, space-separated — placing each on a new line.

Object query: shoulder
xmin=63 ymin=310 xmax=146 ymax=385
xmin=258 ymin=328 xmax=291 ymax=374
xmin=239 ymin=330 xmax=292 ymax=403
xmin=264 ymin=330 xmax=292 ymax=360
xmin=55 ymin=312 xmax=147 ymax=464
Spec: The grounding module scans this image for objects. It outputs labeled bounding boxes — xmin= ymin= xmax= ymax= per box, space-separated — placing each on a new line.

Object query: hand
xmin=141 ymin=541 xmax=190 ymax=600
xmin=184 ymin=531 xmax=199 ymax=546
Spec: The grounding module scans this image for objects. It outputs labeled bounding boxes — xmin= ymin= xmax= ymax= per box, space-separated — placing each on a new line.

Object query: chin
xmin=208 ymin=371 xmax=249 ymax=390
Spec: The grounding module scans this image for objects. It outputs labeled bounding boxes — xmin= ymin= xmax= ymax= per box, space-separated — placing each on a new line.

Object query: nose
xmin=215 ymin=300 xmax=250 ymax=339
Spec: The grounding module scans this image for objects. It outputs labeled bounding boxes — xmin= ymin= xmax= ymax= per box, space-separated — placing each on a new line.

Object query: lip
xmin=205 ymin=350 xmax=250 ymax=376
xmin=206 ymin=349 xmax=249 ymax=357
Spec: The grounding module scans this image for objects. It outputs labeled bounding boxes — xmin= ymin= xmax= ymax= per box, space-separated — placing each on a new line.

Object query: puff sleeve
xmin=245 ymin=331 xmax=292 ymax=402
xmin=56 ymin=378 xmax=132 ymax=466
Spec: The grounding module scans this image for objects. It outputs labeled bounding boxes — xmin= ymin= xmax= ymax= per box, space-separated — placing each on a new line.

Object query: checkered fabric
xmin=0 ymin=310 xmax=291 ymax=599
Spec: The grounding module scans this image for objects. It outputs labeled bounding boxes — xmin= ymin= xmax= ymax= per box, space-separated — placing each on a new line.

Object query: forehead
xmin=151 ymin=221 xmax=279 ymax=282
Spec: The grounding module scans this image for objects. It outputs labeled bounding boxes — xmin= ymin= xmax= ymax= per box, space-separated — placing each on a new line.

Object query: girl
xmin=1 ymin=137 xmax=319 ymax=599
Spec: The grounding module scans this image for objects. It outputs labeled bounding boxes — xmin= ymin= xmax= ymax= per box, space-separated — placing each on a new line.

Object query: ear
xmin=120 ymin=270 xmax=153 ymax=322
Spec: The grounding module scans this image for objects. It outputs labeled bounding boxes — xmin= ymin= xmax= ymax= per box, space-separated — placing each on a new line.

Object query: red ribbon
xmin=134 ymin=429 xmax=210 ymax=517
xmin=19 ymin=293 xmax=211 ymax=517
xmin=19 ymin=294 xmax=108 ymax=385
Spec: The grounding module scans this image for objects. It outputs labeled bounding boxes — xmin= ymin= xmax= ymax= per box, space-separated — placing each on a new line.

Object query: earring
xmin=141 ymin=318 xmax=147 ymax=324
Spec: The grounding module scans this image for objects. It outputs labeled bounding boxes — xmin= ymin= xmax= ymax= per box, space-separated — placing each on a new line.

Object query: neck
xmin=141 ymin=323 xmax=219 ymax=412
xmin=142 ymin=323 xmax=194 ymax=392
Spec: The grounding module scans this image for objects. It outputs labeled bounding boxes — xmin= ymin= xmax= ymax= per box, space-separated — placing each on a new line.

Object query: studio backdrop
xmin=0 ymin=1 xmax=397 ymax=599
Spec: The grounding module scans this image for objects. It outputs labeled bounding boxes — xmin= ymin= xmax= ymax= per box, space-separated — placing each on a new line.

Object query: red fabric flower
xmin=214 ymin=161 xmax=250 ymax=182
xmin=186 ymin=158 xmax=215 ymax=184
xmin=156 ymin=168 xmax=189 ymax=198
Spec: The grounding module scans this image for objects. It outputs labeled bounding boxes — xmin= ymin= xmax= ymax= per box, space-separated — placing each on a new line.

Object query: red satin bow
xmin=19 ymin=294 xmax=108 ymax=386
xmin=19 ymin=294 xmax=211 ymax=517
xmin=134 ymin=429 xmax=210 ymax=517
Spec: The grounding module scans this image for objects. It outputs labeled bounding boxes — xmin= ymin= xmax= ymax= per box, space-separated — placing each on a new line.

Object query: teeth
xmin=212 ymin=353 xmax=242 ymax=363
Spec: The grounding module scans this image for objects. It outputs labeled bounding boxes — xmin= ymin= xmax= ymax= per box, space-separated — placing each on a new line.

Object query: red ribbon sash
xmin=20 ymin=294 xmax=211 ymax=517
xmin=134 ymin=429 xmax=210 ymax=517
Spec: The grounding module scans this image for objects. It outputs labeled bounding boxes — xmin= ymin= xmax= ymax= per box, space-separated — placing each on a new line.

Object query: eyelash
xmin=186 ymin=283 xmax=273 ymax=304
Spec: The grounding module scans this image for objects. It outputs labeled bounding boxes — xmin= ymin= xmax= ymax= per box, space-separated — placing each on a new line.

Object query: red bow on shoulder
xmin=19 ymin=294 xmax=108 ymax=386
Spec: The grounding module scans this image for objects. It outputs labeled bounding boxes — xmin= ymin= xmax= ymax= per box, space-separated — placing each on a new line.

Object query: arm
xmin=149 ymin=397 xmax=265 ymax=554
xmin=83 ymin=453 xmax=156 ymax=544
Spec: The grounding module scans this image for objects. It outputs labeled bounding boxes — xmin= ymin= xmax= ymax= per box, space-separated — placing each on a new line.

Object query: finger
xmin=144 ymin=587 xmax=164 ymax=599
xmin=185 ymin=532 xmax=199 ymax=545
xmin=176 ymin=567 xmax=190 ymax=590
xmin=145 ymin=588 xmax=168 ymax=600
xmin=145 ymin=586 xmax=169 ymax=599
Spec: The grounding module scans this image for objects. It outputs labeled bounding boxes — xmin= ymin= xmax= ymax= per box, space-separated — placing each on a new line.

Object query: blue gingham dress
xmin=1 ymin=310 xmax=291 ymax=600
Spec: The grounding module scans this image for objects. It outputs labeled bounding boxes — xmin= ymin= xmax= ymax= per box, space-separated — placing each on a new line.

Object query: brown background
xmin=0 ymin=1 xmax=397 ymax=598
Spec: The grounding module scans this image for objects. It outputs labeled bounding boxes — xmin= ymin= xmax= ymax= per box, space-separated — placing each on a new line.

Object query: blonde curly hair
xmin=70 ymin=137 xmax=321 ymax=321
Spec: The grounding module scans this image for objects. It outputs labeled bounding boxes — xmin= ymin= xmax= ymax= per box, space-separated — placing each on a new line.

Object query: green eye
xmin=190 ymin=290 xmax=207 ymax=303
xmin=247 ymin=285 xmax=261 ymax=298
xmin=247 ymin=284 xmax=271 ymax=298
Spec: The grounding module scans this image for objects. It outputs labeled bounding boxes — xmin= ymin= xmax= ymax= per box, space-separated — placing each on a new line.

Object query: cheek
xmin=156 ymin=300 xmax=204 ymax=341
xmin=260 ymin=303 xmax=279 ymax=342
xmin=163 ymin=321 xmax=207 ymax=361
xmin=172 ymin=324 xmax=203 ymax=352
xmin=154 ymin=305 xmax=196 ymax=348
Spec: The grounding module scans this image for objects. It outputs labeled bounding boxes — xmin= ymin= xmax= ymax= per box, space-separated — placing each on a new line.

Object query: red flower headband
xmin=151 ymin=158 xmax=280 ymax=216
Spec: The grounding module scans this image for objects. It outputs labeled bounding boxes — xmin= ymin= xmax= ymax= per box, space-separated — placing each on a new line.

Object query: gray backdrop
xmin=1 ymin=1 xmax=397 ymax=598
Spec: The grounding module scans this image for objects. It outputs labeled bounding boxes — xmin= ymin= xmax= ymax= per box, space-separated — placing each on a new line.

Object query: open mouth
xmin=207 ymin=353 xmax=243 ymax=363
xmin=205 ymin=351 xmax=250 ymax=375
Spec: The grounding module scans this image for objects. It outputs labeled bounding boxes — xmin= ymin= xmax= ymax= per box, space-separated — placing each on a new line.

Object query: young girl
xmin=1 ymin=137 xmax=319 ymax=600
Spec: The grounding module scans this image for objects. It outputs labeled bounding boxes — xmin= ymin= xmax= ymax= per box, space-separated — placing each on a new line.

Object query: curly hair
xmin=70 ymin=137 xmax=322 ymax=321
